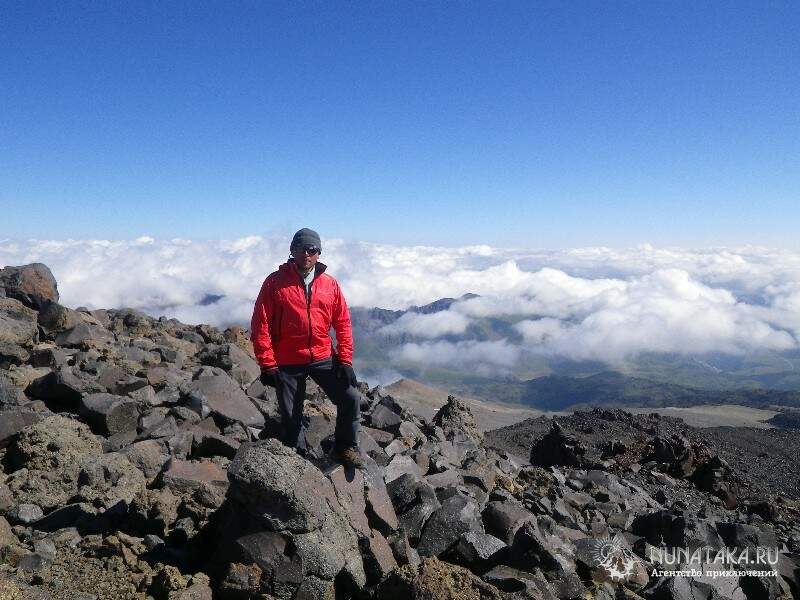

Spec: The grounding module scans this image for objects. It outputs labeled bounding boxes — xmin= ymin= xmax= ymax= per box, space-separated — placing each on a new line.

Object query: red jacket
xmin=250 ymin=260 xmax=353 ymax=369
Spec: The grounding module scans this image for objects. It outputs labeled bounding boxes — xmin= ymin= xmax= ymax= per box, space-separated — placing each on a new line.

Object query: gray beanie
xmin=290 ymin=228 xmax=322 ymax=252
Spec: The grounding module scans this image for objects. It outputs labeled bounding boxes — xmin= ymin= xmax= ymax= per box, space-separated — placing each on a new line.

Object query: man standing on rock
xmin=250 ymin=228 xmax=363 ymax=468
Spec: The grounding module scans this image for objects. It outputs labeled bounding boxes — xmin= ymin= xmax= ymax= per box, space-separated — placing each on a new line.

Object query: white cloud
xmin=2 ymin=237 xmax=799 ymax=367
xmin=390 ymin=340 xmax=520 ymax=376
xmin=379 ymin=311 xmax=471 ymax=338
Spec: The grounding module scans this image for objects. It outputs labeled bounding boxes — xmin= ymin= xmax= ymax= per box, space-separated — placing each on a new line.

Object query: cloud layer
xmin=2 ymin=237 xmax=799 ymax=369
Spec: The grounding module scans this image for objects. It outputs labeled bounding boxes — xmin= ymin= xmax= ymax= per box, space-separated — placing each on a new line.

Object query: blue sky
xmin=2 ymin=2 xmax=798 ymax=247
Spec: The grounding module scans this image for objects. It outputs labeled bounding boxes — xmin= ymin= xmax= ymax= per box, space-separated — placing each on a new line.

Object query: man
xmin=250 ymin=228 xmax=363 ymax=468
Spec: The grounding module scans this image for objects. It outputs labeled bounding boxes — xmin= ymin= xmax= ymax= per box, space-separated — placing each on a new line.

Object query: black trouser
xmin=276 ymin=357 xmax=360 ymax=452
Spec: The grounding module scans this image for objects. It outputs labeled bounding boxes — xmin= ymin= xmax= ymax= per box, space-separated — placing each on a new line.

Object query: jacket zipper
xmin=305 ymin=273 xmax=315 ymax=361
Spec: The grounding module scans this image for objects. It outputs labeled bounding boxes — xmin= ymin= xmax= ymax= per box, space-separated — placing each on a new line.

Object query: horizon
xmin=3 ymin=236 xmax=799 ymax=375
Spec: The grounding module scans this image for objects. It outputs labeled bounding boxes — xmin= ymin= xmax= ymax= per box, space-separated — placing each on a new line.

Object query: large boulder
xmin=0 ymin=297 xmax=38 ymax=346
xmin=216 ymin=439 xmax=366 ymax=599
xmin=5 ymin=415 xmax=103 ymax=510
xmin=0 ymin=263 xmax=59 ymax=310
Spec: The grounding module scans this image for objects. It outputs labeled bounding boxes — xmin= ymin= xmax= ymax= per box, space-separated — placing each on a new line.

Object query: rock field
xmin=0 ymin=263 xmax=798 ymax=600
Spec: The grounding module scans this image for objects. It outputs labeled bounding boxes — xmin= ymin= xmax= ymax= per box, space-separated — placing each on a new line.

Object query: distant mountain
xmin=348 ymin=293 xmax=800 ymax=396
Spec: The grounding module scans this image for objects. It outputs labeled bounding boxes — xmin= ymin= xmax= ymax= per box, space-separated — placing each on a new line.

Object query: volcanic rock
xmin=431 ymin=395 xmax=483 ymax=443
xmin=0 ymin=297 xmax=38 ymax=346
xmin=0 ymin=263 xmax=59 ymax=310
xmin=79 ymin=393 xmax=139 ymax=437
xmin=529 ymin=421 xmax=586 ymax=467
xmin=417 ymin=493 xmax=483 ymax=557
xmin=218 ymin=439 xmax=366 ymax=598
xmin=182 ymin=373 xmax=264 ymax=428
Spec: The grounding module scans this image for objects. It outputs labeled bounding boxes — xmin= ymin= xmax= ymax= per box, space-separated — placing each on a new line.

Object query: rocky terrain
xmin=0 ymin=263 xmax=799 ymax=599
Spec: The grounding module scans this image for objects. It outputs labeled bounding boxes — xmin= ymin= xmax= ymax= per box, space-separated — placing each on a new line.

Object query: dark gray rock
xmin=140 ymin=416 xmax=180 ymax=440
xmin=37 ymin=302 xmax=82 ymax=336
xmin=450 ymin=531 xmax=506 ymax=570
xmin=183 ymin=373 xmax=264 ymax=428
xmin=191 ymin=429 xmax=241 ymax=459
xmin=0 ymin=342 xmax=29 ymax=366
xmin=417 ymin=494 xmax=483 ymax=557
xmin=140 ymin=407 xmax=171 ymax=431
xmin=530 ymin=421 xmax=586 ymax=467
xmin=362 ymin=425 xmax=394 ymax=447
xmin=398 ymin=483 xmax=442 ymax=543
xmin=482 ymin=501 xmax=536 ymax=545
xmin=26 ymin=367 xmax=99 ymax=408
xmin=167 ymin=430 xmax=195 ymax=459
xmin=507 ymin=518 xmax=579 ymax=578
xmin=384 ymin=438 xmax=410 ymax=457
xmin=363 ymin=460 xmax=400 ymax=536
xmin=370 ymin=404 xmax=403 ymax=431
xmin=361 ymin=529 xmax=398 ymax=584
xmin=425 ymin=469 xmax=463 ymax=490
xmin=385 ymin=455 xmax=423 ymax=483
xmin=79 ymin=393 xmax=139 ymax=437
xmin=221 ymin=439 xmax=367 ymax=597
xmin=328 ymin=464 xmax=370 ymax=537
xmin=146 ymin=364 xmax=190 ymax=390
xmin=227 ymin=439 xmax=342 ymax=533
xmin=197 ymin=343 xmax=260 ymax=387
xmin=387 ymin=473 xmax=426 ymax=514
xmin=29 ymin=345 xmax=68 ymax=369
xmin=54 ymin=322 xmax=114 ymax=347
xmin=33 ymin=502 xmax=97 ymax=532
xmin=398 ymin=420 xmax=425 ymax=442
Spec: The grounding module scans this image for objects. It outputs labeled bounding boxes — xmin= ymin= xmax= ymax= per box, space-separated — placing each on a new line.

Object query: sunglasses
xmin=295 ymin=245 xmax=321 ymax=255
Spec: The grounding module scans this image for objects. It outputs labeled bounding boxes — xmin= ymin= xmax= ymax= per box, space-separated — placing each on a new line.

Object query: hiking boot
xmin=335 ymin=446 xmax=364 ymax=469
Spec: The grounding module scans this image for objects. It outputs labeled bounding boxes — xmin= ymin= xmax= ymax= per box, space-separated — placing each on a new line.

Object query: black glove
xmin=260 ymin=367 xmax=280 ymax=388
xmin=335 ymin=361 xmax=358 ymax=388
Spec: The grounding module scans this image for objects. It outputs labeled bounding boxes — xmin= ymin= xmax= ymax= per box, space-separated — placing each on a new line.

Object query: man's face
xmin=291 ymin=244 xmax=320 ymax=272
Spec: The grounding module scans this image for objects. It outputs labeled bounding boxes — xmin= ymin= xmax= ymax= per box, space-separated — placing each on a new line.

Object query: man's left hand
xmin=336 ymin=361 xmax=358 ymax=388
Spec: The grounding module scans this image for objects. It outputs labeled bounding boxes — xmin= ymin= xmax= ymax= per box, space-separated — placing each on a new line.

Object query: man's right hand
xmin=259 ymin=367 xmax=280 ymax=388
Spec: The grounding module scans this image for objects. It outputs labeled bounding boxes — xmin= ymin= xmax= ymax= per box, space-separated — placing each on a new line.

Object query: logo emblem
xmin=591 ymin=534 xmax=640 ymax=581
